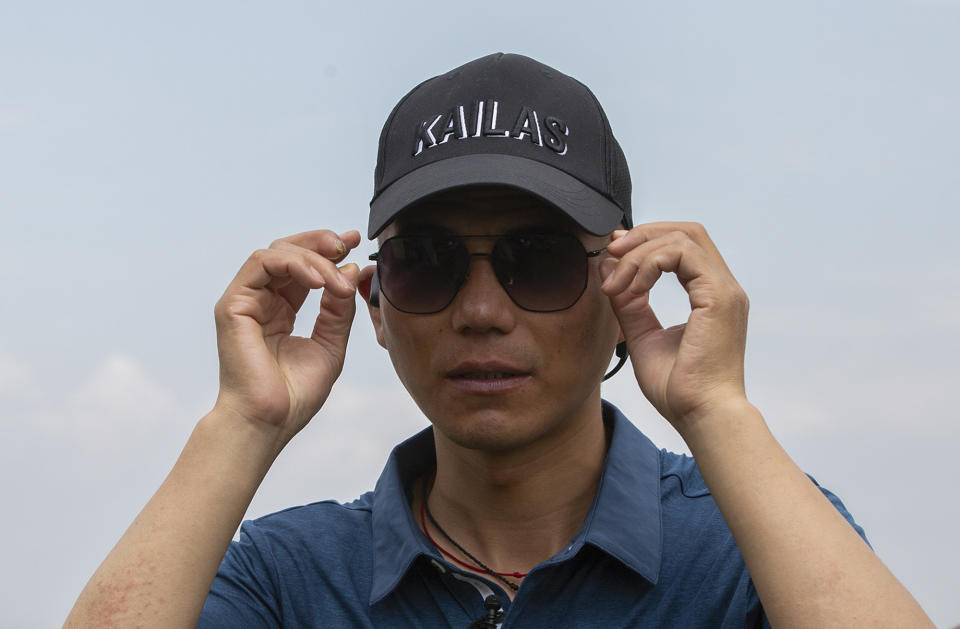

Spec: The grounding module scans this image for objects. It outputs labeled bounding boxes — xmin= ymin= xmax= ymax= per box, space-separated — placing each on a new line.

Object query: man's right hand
xmin=65 ymin=229 xmax=374 ymax=629
xmin=212 ymin=228 xmax=367 ymax=449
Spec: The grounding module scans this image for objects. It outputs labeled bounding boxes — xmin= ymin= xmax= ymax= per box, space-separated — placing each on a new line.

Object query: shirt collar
xmin=581 ymin=400 xmax=662 ymax=583
xmin=368 ymin=400 xmax=662 ymax=604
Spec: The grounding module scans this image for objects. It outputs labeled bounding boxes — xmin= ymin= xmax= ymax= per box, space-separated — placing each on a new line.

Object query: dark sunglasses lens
xmin=378 ymin=236 xmax=466 ymax=313
xmin=493 ymin=234 xmax=588 ymax=311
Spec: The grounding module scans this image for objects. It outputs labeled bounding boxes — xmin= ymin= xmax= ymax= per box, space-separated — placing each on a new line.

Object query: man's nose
xmin=448 ymin=256 xmax=517 ymax=334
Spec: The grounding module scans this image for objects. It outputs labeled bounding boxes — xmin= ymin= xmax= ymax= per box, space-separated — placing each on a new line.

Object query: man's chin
xmin=429 ymin=408 xmax=557 ymax=457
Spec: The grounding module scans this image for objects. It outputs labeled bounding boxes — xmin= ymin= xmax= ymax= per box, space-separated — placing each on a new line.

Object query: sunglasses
xmin=369 ymin=232 xmax=605 ymax=314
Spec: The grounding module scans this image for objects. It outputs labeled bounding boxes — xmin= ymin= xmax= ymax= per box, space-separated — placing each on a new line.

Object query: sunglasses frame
xmin=369 ymin=233 xmax=606 ymax=314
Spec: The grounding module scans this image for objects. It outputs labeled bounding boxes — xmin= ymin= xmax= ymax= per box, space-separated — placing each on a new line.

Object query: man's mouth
xmin=453 ymin=371 xmax=521 ymax=380
xmin=446 ymin=361 xmax=531 ymax=392
xmin=447 ymin=361 xmax=528 ymax=378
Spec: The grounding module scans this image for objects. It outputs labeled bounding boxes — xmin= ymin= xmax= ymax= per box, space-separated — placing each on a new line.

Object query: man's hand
xmin=599 ymin=222 xmax=749 ymax=434
xmin=600 ymin=222 xmax=935 ymax=628
xmin=65 ymin=228 xmax=375 ymax=629
xmin=213 ymin=228 xmax=368 ymax=448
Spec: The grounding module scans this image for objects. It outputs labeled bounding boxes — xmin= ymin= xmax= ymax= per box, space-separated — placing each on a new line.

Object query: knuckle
xmin=674 ymin=221 xmax=707 ymax=240
xmin=683 ymin=242 xmax=704 ymax=261
xmin=653 ymin=247 xmax=675 ymax=265
xmin=219 ymin=299 xmax=244 ymax=318
xmin=666 ymin=230 xmax=689 ymax=246
xmin=214 ymin=297 xmax=242 ymax=322
xmin=734 ymin=285 xmax=750 ymax=309
xmin=718 ymin=283 xmax=749 ymax=311
xmin=305 ymin=251 xmax=328 ymax=272
xmin=313 ymin=230 xmax=340 ymax=247
xmin=622 ymin=256 xmax=642 ymax=275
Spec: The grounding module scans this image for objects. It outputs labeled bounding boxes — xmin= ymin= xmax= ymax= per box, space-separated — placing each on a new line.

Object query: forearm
xmin=64 ymin=409 xmax=281 ymax=629
xmin=682 ymin=399 xmax=932 ymax=629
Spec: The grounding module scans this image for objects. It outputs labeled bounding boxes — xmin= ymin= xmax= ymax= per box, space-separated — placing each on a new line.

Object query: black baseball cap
xmin=368 ymin=53 xmax=632 ymax=239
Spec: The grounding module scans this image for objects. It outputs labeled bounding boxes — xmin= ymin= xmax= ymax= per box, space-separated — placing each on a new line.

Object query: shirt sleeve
xmin=197 ymin=521 xmax=282 ymax=629
xmin=809 ymin=475 xmax=871 ymax=547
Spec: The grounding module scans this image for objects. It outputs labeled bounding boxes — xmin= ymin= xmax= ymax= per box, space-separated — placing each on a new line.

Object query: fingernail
xmin=612 ymin=230 xmax=627 ymax=239
xmin=335 ymin=240 xmax=347 ymax=256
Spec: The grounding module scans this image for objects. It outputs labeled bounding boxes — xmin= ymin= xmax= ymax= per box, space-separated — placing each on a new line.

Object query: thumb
xmin=311 ymin=263 xmax=359 ymax=352
xmin=602 ymin=269 xmax=663 ymax=346
xmin=599 ymin=257 xmax=616 ymax=284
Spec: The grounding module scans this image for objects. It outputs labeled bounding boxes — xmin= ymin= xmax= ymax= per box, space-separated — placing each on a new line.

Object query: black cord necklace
xmin=422 ymin=478 xmax=522 ymax=592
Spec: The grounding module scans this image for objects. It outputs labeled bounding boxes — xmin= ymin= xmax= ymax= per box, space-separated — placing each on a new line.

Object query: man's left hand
xmin=600 ymin=222 xmax=750 ymax=434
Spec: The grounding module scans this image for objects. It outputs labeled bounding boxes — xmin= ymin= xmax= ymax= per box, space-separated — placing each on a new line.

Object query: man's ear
xmin=357 ymin=265 xmax=388 ymax=349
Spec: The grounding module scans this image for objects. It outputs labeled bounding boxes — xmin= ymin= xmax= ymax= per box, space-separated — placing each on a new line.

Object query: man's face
xmin=368 ymin=187 xmax=622 ymax=454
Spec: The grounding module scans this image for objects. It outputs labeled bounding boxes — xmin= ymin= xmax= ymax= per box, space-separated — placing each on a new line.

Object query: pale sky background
xmin=1 ymin=1 xmax=958 ymax=627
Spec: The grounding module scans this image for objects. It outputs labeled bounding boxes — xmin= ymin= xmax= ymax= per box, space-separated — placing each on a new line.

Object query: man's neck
xmin=415 ymin=399 xmax=610 ymax=586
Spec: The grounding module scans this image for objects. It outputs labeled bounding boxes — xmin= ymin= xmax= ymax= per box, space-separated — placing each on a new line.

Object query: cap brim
xmin=367 ymin=154 xmax=624 ymax=238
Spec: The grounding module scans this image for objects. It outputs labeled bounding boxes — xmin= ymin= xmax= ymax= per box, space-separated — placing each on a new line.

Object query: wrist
xmin=198 ymin=406 xmax=287 ymax=474
xmin=674 ymin=395 xmax=764 ymax=451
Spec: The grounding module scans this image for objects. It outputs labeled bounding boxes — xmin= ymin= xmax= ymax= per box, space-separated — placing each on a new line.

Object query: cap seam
xmin=375 ymin=75 xmax=437 ymax=191
xmin=574 ymin=77 xmax=614 ymax=203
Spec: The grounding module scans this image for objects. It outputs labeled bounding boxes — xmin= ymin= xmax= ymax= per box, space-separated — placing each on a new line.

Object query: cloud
xmin=246 ymin=378 xmax=430 ymax=513
xmin=0 ymin=347 xmax=427 ymax=503
xmin=3 ymin=352 xmax=188 ymax=456
xmin=69 ymin=354 xmax=176 ymax=416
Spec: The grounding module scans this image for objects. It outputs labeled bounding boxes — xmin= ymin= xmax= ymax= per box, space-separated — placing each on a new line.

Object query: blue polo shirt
xmin=199 ymin=401 xmax=866 ymax=628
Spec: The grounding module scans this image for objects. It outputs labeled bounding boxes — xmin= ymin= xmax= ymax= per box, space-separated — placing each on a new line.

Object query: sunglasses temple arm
xmin=602 ymin=341 xmax=628 ymax=381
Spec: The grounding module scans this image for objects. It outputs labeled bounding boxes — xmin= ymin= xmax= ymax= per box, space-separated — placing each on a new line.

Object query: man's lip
xmin=445 ymin=360 xmax=531 ymax=378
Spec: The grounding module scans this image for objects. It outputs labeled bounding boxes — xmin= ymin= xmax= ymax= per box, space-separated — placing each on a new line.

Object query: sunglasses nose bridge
xmin=446 ymin=250 xmax=520 ymax=332
xmin=460 ymin=251 xmax=499 ymax=286
xmin=456 ymin=251 xmax=514 ymax=301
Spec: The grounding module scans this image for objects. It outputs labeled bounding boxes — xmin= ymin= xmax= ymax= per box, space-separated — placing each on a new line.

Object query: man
xmin=65 ymin=53 xmax=933 ymax=628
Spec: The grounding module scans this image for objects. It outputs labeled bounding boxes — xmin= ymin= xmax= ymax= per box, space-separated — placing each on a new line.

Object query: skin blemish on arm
xmin=87 ymin=559 xmax=162 ymax=629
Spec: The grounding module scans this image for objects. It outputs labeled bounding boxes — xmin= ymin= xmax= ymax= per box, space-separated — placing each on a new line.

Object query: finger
xmin=601 ymin=254 xmax=663 ymax=323
xmin=607 ymin=222 xmax=702 ymax=253
xmin=235 ymin=246 xmax=356 ymax=298
xmin=218 ymin=250 xmax=349 ymax=333
xmin=311 ymin=263 xmax=360 ymax=356
xmin=235 ymin=229 xmax=361 ymax=303
xmin=268 ymin=241 xmax=356 ymax=309
xmin=357 ymin=264 xmax=376 ymax=283
xmin=229 ymin=248 xmax=326 ymax=297
xmin=270 ymin=229 xmax=362 ymax=264
xmin=609 ymin=289 xmax=665 ymax=343
xmin=607 ymin=222 xmax=731 ymax=274
xmin=356 ymin=264 xmax=377 ymax=305
xmin=602 ymin=231 xmax=708 ymax=296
